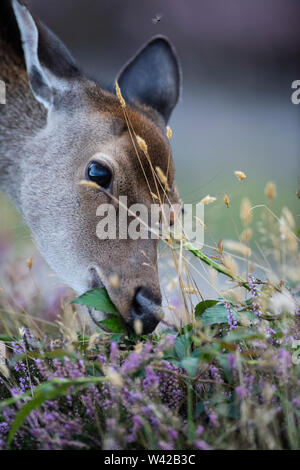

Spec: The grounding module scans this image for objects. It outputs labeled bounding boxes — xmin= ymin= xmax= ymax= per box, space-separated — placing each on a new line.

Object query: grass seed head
xmin=105 ymin=367 xmax=124 ymax=388
xmin=0 ymin=363 xmax=10 ymax=379
xmin=87 ymin=333 xmax=100 ymax=350
xmin=27 ymin=256 xmax=33 ymax=270
xmin=166 ymin=125 xmax=172 ymax=139
xmin=134 ymin=342 xmax=143 ymax=354
xmin=199 ymin=195 xmax=217 ymax=205
xmin=194 ymin=216 xmax=206 ymax=229
xmin=109 ymin=274 xmax=120 ymax=289
xmin=264 ymin=181 xmax=277 ymax=200
xmin=224 ymin=194 xmax=230 ymax=208
xmin=183 ymin=286 xmax=198 ymax=294
xmin=240 ymin=198 xmax=252 ymax=225
xmin=136 ymin=135 xmax=148 ymax=154
xmin=223 ymin=240 xmax=251 ymax=257
xmin=134 ymin=318 xmax=143 ymax=335
xmin=222 ymin=254 xmax=238 ymax=274
xmin=79 ymin=180 xmax=99 ymax=190
xmin=234 ymin=170 xmax=247 ymax=181
xmin=19 ymin=327 xmax=25 ymax=337
xmin=268 ymin=288 xmax=297 ymax=316
xmin=279 ymin=209 xmax=298 ymax=253
xmin=115 ymin=81 xmax=126 ymax=108
xmin=282 ymin=207 xmax=295 ymax=229
xmin=0 ymin=340 xmax=7 ymax=366
xmin=167 ymin=278 xmax=178 ymax=291
xmin=241 ymin=228 xmax=252 ymax=243
xmin=156 ymin=166 xmax=170 ymax=191
xmin=217 ymin=239 xmax=223 ymax=254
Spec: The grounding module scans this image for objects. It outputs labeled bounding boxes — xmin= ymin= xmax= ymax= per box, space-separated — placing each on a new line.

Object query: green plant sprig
xmin=184 ymin=242 xmax=250 ymax=291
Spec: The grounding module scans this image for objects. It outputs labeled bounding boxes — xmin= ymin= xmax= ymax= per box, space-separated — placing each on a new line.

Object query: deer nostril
xmin=129 ymin=287 xmax=163 ymax=334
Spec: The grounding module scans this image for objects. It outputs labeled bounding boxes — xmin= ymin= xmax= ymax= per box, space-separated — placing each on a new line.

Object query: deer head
xmin=10 ymin=0 xmax=181 ymax=333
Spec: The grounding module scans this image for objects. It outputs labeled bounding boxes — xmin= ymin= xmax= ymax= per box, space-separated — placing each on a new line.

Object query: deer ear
xmin=116 ymin=36 xmax=181 ymax=123
xmin=12 ymin=0 xmax=79 ymax=109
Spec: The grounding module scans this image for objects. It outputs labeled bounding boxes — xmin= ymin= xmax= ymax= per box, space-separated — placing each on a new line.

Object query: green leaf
xmin=195 ymin=300 xmax=219 ymax=317
xmin=238 ymin=310 xmax=258 ymax=323
xmin=110 ymin=333 xmax=123 ymax=343
xmin=191 ymin=348 xmax=202 ymax=357
xmin=181 ymin=357 xmax=199 ymax=377
xmin=223 ymin=327 xmax=263 ymax=343
xmin=217 ymin=354 xmax=232 ymax=382
xmin=180 ymin=324 xmax=193 ymax=335
xmin=201 ymin=304 xmax=238 ymax=326
xmin=197 ymin=343 xmax=221 ymax=361
xmin=195 ymin=401 xmax=205 ymax=417
xmin=99 ymin=317 xmax=128 ymax=334
xmin=0 ymin=335 xmax=13 ymax=342
xmin=175 ymin=335 xmax=192 ymax=359
xmin=71 ymin=288 xmax=118 ymax=315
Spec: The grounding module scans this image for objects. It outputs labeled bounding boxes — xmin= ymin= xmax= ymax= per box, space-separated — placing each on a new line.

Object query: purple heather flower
xmin=292 ymin=397 xmax=300 ymax=407
xmin=196 ymin=425 xmax=204 ymax=437
xmin=143 ymin=341 xmax=153 ymax=355
xmin=168 ymin=428 xmax=178 ymax=440
xmin=225 ymin=303 xmax=237 ymax=330
xmin=141 ymin=406 xmax=159 ymax=428
xmin=158 ymin=441 xmax=174 ymax=450
xmin=11 ymin=341 xmax=26 ymax=355
xmin=228 ymin=353 xmax=236 ymax=370
xmin=235 ymin=385 xmax=247 ymax=400
xmin=121 ymin=352 xmax=141 ymax=374
xmin=122 ymin=387 xmax=142 ymax=405
xmin=194 ymin=440 xmax=211 ymax=450
xmin=208 ymin=410 xmax=219 ymax=427
xmin=153 ymin=360 xmax=183 ymax=408
xmin=97 ymin=354 xmax=106 ymax=364
xmin=277 ymin=349 xmax=292 ymax=381
xmin=210 ymin=365 xmax=223 ymax=383
xmin=110 ymin=342 xmax=118 ymax=363
xmin=249 ymin=276 xmax=262 ymax=317
xmin=143 ymin=366 xmax=159 ymax=390
xmin=133 ymin=415 xmax=143 ymax=429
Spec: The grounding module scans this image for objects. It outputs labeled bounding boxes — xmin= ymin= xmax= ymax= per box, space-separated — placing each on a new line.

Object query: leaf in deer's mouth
xmin=71 ymin=288 xmax=128 ymax=334
xmin=71 ymin=287 xmax=118 ymax=314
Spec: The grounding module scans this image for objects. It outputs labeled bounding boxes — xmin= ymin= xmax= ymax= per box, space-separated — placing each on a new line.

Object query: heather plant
xmin=0 ymin=173 xmax=299 ymax=450
xmin=0 ymin=279 xmax=299 ymax=448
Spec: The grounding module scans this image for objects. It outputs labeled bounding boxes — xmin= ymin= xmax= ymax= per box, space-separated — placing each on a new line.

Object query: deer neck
xmin=0 ymin=36 xmax=47 ymax=207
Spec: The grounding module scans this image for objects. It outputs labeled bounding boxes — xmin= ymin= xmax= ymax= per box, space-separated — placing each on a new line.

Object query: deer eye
xmin=86 ymin=161 xmax=112 ymax=189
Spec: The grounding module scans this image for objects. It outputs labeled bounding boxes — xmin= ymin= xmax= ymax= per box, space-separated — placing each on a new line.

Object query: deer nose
xmin=129 ymin=287 xmax=164 ymax=334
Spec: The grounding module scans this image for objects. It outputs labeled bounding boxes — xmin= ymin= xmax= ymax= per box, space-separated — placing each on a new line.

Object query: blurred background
xmin=0 ymin=0 xmax=299 ymax=324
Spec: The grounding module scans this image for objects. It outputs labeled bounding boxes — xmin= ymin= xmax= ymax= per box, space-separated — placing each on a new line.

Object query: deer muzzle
xmin=129 ymin=287 xmax=164 ymax=334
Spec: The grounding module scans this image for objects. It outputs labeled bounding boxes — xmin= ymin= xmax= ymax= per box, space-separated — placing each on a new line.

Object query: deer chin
xmin=86 ymin=267 xmax=112 ymax=329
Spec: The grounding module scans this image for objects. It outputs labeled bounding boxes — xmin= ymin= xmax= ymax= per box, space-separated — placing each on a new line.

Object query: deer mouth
xmin=87 ymin=267 xmax=164 ymax=334
xmin=87 ymin=267 xmax=113 ymax=330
